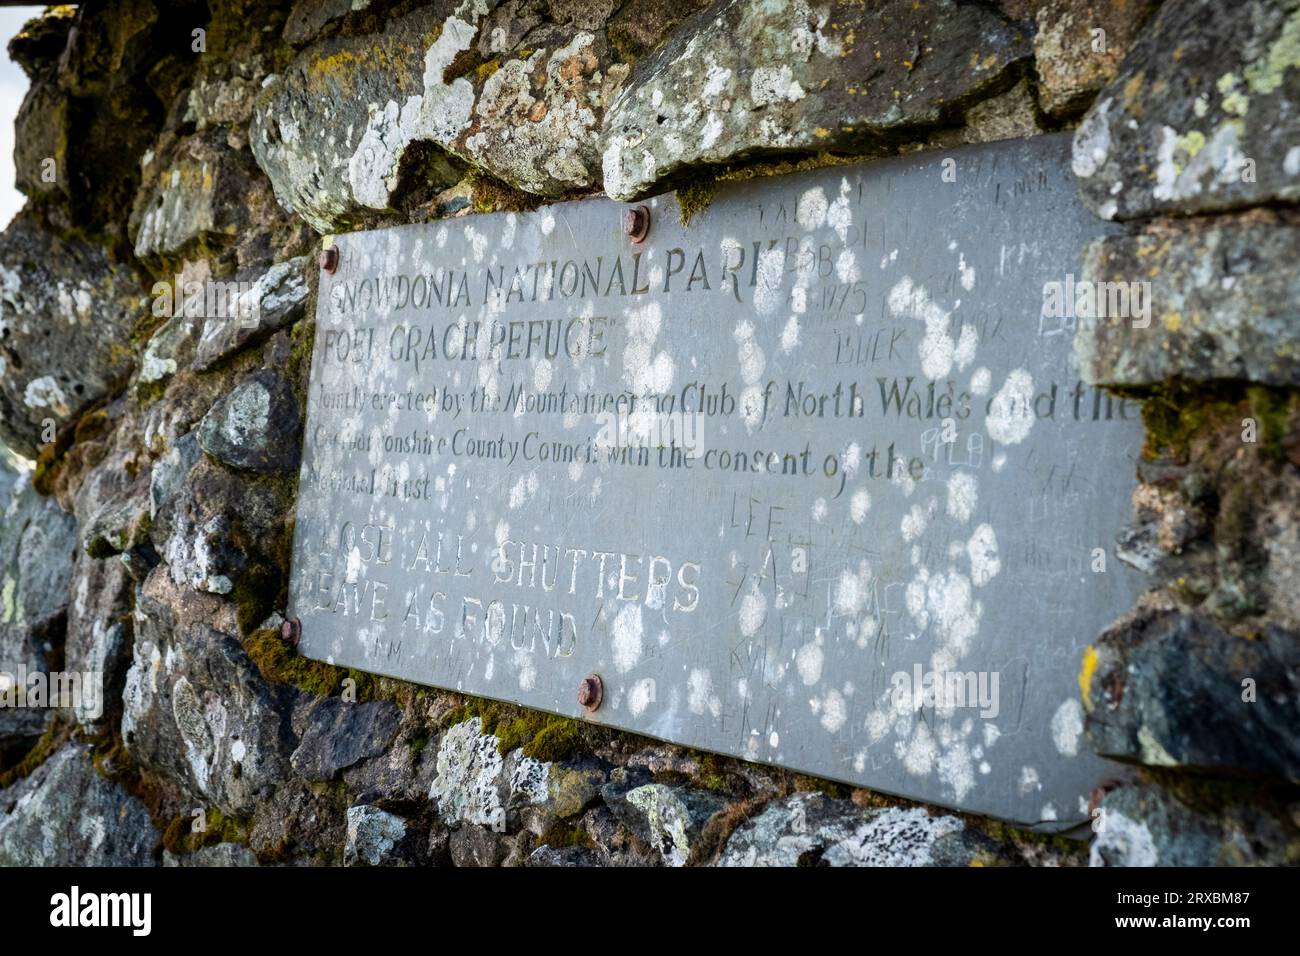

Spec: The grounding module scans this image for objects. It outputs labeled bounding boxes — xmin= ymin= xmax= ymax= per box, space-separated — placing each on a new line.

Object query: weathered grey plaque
xmin=289 ymin=134 xmax=1144 ymax=828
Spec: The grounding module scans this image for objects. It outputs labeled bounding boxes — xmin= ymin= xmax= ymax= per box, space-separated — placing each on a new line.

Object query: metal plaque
xmin=289 ymin=134 xmax=1143 ymax=827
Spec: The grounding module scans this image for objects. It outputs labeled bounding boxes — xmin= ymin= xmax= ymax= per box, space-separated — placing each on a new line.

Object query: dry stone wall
xmin=0 ymin=0 xmax=1297 ymax=867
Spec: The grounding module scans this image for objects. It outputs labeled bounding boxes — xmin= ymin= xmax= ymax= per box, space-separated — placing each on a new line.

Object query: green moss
xmin=792 ymin=773 xmax=849 ymax=799
xmin=1140 ymin=766 xmax=1300 ymax=820
xmin=242 ymin=627 xmax=379 ymax=700
xmin=161 ymin=806 xmax=248 ymax=855
xmin=978 ymin=815 xmax=1086 ymax=856
xmin=1133 ymin=380 xmax=1242 ymax=461
xmin=606 ymin=27 xmax=639 ymax=65
xmin=537 ymin=817 xmax=593 ymax=849
xmin=475 ymin=59 xmax=500 ymax=81
xmin=675 ymin=152 xmax=862 ymax=226
xmin=522 ymin=718 xmax=583 ymax=762
xmin=442 ymin=696 xmax=592 ymax=761
xmin=675 ymin=178 xmax=718 ymax=228
xmin=133 ymin=375 xmax=169 ymax=409
xmin=1245 ymin=385 xmax=1298 ymax=462
xmin=0 ymin=719 xmax=68 ymax=789
xmin=408 ymin=731 xmax=431 ymax=757
xmin=686 ymin=750 xmax=741 ymax=793
xmin=467 ymin=169 xmax=542 ymax=215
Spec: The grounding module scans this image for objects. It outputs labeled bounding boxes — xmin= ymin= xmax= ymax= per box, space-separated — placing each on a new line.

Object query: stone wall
xmin=0 ymin=0 xmax=1296 ymax=867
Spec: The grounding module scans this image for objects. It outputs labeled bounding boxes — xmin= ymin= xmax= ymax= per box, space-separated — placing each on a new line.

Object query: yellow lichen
xmin=1079 ymin=646 xmax=1099 ymax=710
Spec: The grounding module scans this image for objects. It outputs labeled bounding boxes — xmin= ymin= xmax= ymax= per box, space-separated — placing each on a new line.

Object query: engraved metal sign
xmin=289 ymin=134 xmax=1143 ymax=828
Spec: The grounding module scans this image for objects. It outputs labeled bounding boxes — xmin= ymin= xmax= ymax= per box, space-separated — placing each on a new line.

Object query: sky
xmin=0 ymin=7 xmax=41 ymax=230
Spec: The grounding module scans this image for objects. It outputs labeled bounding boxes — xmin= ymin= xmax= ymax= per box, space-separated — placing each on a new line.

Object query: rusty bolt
xmin=280 ymin=616 xmax=302 ymax=648
xmin=577 ymin=673 xmax=604 ymax=712
xmin=319 ymin=246 xmax=339 ymax=274
xmin=623 ymin=205 xmax=650 ymax=243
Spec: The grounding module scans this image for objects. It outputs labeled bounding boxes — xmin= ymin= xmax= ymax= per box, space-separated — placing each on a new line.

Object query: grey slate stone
xmin=1085 ymin=608 xmax=1300 ymax=781
xmin=290 ymin=697 xmax=402 ymax=781
xmin=1091 ymin=783 xmax=1300 ymax=866
xmin=0 ymin=743 xmax=158 ymax=866
xmin=0 ymin=469 xmax=76 ymax=746
xmin=198 ymin=369 xmax=301 ymax=474
xmin=192 ymin=257 xmax=310 ymax=372
xmin=121 ymin=582 xmax=297 ymax=817
xmin=1072 ymin=0 xmax=1300 ymax=220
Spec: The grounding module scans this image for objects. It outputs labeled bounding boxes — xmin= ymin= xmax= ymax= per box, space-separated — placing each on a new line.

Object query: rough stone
xmin=1084 ymin=608 xmax=1300 ymax=780
xmin=11 ymin=3 xmax=187 ymax=234
xmin=63 ymin=550 xmax=134 ymax=728
xmin=344 ymin=804 xmax=414 ymax=865
xmin=716 ymin=792 xmax=1003 ymax=867
xmin=541 ymin=763 xmax=607 ymax=821
xmin=1073 ymin=0 xmax=1300 ymax=219
xmin=343 ymin=732 xmax=440 ymax=803
xmin=81 ymin=475 xmax=152 ymax=558
xmin=601 ymin=775 xmax=725 ymax=866
xmin=448 ymin=822 xmax=511 ymax=866
xmin=251 ymin=1 xmax=630 ymax=231
xmin=186 ymin=51 xmax=273 ymax=133
xmin=121 ymin=570 xmax=297 ymax=817
xmin=149 ymin=430 xmax=202 ymax=521
xmin=13 ymin=72 xmax=71 ymax=206
xmin=139 ymin=316 xmax=198 ymax=390
xmin=131 ymin=130 xmax=259 ymax=261
xmin=283 ymin=0 xmax=364 ymax=46
xmin=197 ymin=369 xmax=302 ymax=474
xmin=580 ymin=804 xmax=663 ymax=866
xmin=290 ymin=698 xmax=402 ymax=781
xmin=601 ymin=0 xmax=1031 ymax=200
xmin=248 ymin=779 xmax=346 ymax=864
xmin=164 ymin=842 xmax=259 ymax=867
xmin=960 ymin=77 xmax=1043 ymax=144
xmin=0 ymin=743 xmax=159 ymax=866
xmin=0 ymin=215 xmax=141 ymax=457
xmin=1091 ymin=783 xmax=1300 ymax=866
xmin=193 ymin=257 xmax=310 ymax=371
xmin=1074 ymin=219 xmax=1300 ymax=386
xmin=428 ymin=718 xmax=550 ymax=832
xmin=153 ymin=450 xmax=291 ymax=600
xmin=6 ymin=6 xmax=75 ymax=80
xmin=1033 ymin=0 xmax=1156 ymax=117
xmin=0 ymin=469 xmax=76 ymax=746
xmin=526 ymin=844 xmax=604 ymax=866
